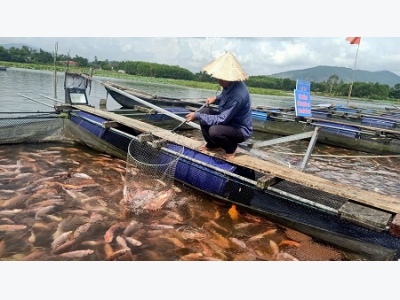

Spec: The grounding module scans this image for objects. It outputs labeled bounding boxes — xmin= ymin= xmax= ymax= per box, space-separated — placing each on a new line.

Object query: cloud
xmin=2 ymin=3 xmax=400 ymax=75
xmin=2 ymin=37 xmax=400 ymax=76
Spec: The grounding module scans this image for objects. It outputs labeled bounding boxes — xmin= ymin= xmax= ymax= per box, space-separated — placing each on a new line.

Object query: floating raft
xmin=80 ymin=73 xmax=400 ymax=155
xmin=69 ymin=105 xmax=400 ymax=211
xmin=58 ymin=103 xmax=400 ymax=260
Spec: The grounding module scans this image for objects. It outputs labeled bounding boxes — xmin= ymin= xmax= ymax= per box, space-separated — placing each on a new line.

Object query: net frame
xmin=123 ymin=133 xmax=184 ymax=214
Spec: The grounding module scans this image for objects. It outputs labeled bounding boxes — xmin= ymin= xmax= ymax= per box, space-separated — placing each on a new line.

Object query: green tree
xmin=327 ymin=74 xmax=339 ymax=94
xmin=389 ymin=84 xmax=400 ymax=99
xmin=73 ymin=55 xmax=89 ymax=67
xmin=0 ymin=46 xmax=12 ymax=61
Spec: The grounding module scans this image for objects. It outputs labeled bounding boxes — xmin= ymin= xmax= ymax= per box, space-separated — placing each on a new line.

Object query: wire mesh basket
xmin=122 ymin=133 xmax=184 ymax=215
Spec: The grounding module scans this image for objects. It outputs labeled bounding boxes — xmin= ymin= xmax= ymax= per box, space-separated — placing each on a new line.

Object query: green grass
xmin=3 ymin=61 xmax=400 ymax=103
xmin=1 ymin=61 xmax=290 ymax=97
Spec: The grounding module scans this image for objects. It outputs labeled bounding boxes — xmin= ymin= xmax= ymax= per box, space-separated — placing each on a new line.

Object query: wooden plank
xmin=71 ymin=104 xmax=400 ymax=214
xmin=256 ymin=174 xmax=280 ymax=189
xmin=102 ymin=121 xmax=119 ymax=128
xmin=338 ymin=201 xmax=392 ymax=231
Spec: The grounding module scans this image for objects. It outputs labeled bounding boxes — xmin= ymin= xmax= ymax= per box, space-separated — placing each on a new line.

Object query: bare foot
xmin=223 ymin=149 xmax=237 ymax=160
xmin=198 ymin=145 xmax=222 ymax=152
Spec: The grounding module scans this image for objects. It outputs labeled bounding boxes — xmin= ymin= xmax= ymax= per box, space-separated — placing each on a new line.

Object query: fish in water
xmin=143 ymin=189 xmax=175 ymax=211
xmin=58 ymin=249 xmax=94 ymax=259
xmin=122 ymin=188 xmax=156 ymax=208
xmin=104 ymin=243 xmax=114 ymax=259
xmin=51 ymin=230 xmax=73 ymax=251
xmin=73 ymin=173 xmax=92 ymax=179
xmin=0 ymin=224 xmax=27 ymax=232
xmin=228 ymin=204 xmax=239 ymax=221
xmin=104 ymin=221 xmax=131 ymax=243
xmin=73 ymin=222 xmax=92 ymax=240
xmin=35 ymin=205 xmax=56 ymax=220
xmin=278 ymin=239 xmax=301 ymax=247
xmin=122 ymin=220 xmax=142 ymax=236
xmin=52 ymin=239 xmax=77 ymax=255
xmin=275 ymin=252 xmax=299 ymax=261
xmin=269 ymin=240 xmax=280 ymax=257
xmin=0 ymin=209 xmax=23 ymax=216
xmin=116 ymin=235 xmax=128 ymax=249
xmin=107 ymin=247 xmax=131 ymax=261
xmin=248 ymin=228 xmax=278 ymax=242
xmin=179 ymin=252 xmax=204 ymax=261
xmin=124 ymin=236 xmax=142 ymax=247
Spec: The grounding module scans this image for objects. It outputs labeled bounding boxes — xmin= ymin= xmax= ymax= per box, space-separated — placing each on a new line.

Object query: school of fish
xmin=3 ymin=141 xmax=394 ymax=261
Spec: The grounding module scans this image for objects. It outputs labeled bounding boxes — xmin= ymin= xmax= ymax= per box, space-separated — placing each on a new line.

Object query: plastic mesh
xmin=0 ymin=113 xmax=70 ymax=145
xmin=122 ymin=133 xmax=184 ymax=214
xmin=3 ymin=111 xmax=400 ymax=260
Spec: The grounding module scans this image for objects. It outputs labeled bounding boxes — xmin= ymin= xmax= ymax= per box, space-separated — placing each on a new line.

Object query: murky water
xmin=1 ymin=68 xmax=400 ymax=261
xmin=255 ymin=135 xmax=400 ymax=198
xmin=0 ymin=142 xmax=348 ymax=261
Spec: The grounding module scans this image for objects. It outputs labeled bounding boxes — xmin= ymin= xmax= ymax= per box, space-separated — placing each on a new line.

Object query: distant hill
xmin=269 ymin=65 xmax=400 ymax=87
xmin=3 ymin=43 xmax=400 ymax=87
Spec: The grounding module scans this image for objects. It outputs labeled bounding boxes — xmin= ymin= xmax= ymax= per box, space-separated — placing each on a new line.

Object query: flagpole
xmin=347 ymin=42 xmax=360 ymax=106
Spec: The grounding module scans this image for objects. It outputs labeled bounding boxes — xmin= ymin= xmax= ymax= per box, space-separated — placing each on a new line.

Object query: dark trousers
xmin=198 ymin=107 xmax=244 ymax=154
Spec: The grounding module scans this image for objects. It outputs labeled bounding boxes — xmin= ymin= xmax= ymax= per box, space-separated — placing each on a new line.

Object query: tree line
xmin=1 ymin=45 xmax=400 ymax=100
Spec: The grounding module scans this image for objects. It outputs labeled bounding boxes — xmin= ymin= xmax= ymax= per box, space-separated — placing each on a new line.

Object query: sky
xmin=1 ymin=1 xmax=399 ymax=77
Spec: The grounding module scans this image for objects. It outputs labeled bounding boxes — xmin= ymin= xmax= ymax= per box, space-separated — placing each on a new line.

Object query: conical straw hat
xmin=202 ymin=51 xmax=249 ymax=81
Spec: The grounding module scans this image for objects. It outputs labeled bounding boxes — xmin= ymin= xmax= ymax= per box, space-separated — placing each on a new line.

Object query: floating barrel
xmin=361 ymin=116 xmax=396 ymax=129
xmin=161 ymin=144 xmax=255 ymax=205
xmin=70 ymin=111 xmax=134 ymax=152
xmin=251 ymin=109 xmax=279 ymax=121
xmin=71 ymin=111 xmax=107 ymax=136
xmin=252 ymin=110 xmax=268 ymax=121
xmin=312 ymin=111 xmax=331 ymax=119
xmin=381 ymin=113 xmax=400 ymax=119
xmin=313 ymin=121 xmax=360 ymax=138
xmin=334 ymin=107 xmax=359 ymax=114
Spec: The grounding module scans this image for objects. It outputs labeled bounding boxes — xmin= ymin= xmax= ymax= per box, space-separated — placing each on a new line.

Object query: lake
xmin=2 ymin=67 xmax=392 ymax=112
xmin=1 ymin=67 xmax=400 ymax=262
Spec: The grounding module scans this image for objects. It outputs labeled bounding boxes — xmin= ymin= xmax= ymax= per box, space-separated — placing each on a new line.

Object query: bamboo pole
xmin=347 ymin=42 xmax=360 ymax=106
xmin=53 ymin=42 xmax=58 ymax=100
xmin=18 ymin=94 xmax=56 ymax=109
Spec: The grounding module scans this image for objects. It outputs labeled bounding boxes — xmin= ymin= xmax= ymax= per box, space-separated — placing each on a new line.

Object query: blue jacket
xmin=194 ymin=81 xmax=253 ymax=140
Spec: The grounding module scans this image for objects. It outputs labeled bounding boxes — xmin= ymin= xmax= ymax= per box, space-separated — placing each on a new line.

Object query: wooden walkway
xmin=72 ymin=104 xmax=400 ymax=215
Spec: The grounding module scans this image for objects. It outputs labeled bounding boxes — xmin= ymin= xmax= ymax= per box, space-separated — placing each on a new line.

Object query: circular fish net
xmin=122 ymin=133 xmax=184 ymax=215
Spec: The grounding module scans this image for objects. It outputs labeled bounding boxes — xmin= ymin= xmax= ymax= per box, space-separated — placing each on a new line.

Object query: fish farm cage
xmin=1 ymin=111 xmax=400 ymax=261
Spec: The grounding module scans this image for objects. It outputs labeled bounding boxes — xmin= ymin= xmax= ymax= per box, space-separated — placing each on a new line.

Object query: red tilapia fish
xmin=0 ymin=224 xmax=27 ymax=232
xmin=121 ymin=185 xmax=155 ymax=207
xmin=58 ymin=249 xmax=94 ymax=259
xmin=104 ymin=221 xmax=131 ymax=243
xmin=143 ymin=189 xmax=175 ymax=211
xmin=228 ymin=205 xmax=239 ymax=221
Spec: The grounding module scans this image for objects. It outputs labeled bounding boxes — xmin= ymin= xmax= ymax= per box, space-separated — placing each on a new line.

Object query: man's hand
xmin=185 ymin=112 xmax=195 ymax=122
xmin=206 ymin=96 xmax=217 ymax=106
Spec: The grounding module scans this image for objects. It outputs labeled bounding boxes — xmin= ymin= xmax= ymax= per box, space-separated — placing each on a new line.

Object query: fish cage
xmin=3 ymin=108 xmax=400 ymax=260
xmin=122 ymin=134 xmax=184 ymax=214
xmin=0 ymin=113 xmax=70 ymax=145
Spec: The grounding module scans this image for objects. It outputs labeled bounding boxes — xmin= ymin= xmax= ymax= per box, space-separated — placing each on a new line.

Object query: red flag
xmin=346 ymin=37 xmax=361 ymax=45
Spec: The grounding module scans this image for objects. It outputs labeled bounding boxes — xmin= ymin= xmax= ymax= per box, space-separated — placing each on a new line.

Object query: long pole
xmin=53 ymin=42 xmax=58 ymax=100
xmin=19 ymin=93 xmax=56 ymax=109
xmin=104 ymin=83 xmax=200 ymax=130
xmin=347 ymin=42 xmax=360 ymax=106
